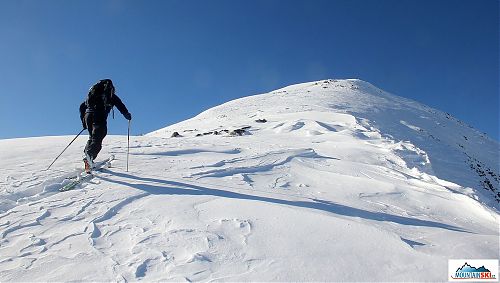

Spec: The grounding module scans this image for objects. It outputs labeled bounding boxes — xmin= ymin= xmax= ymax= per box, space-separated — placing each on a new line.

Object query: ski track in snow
xmin=0 ymin=79 xmax=499 ymax=281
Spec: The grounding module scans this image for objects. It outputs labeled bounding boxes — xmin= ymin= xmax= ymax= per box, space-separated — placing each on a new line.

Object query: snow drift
xmin=0 ymin=79 xmax=498 ymax=281
xmin=150 ymin=79 xmax=499 ymax=208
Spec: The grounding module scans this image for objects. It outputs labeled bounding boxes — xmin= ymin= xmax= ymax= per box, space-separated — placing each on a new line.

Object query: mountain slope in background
xmin=151 ymin=79 xmax=499 ymax=208
xmin=0 ymin=79 xmax=498 ymax=281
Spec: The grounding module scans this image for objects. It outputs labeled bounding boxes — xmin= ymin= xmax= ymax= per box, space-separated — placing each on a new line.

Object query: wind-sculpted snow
xmin=0 ymin=79 xmax=499 ymax=281
xmin=151 ymin=79 xmax=500 ymax=207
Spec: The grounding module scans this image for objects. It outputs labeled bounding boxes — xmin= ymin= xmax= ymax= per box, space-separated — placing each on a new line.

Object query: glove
xmin=82 ymin=120 xmax=87 ymax=129
xmin=124 ymin=112 xmax=132 ymax=120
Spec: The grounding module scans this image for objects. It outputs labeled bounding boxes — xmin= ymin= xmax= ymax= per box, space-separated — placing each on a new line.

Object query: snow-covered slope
xmin=1 ymin=79 xmax=498 ymax=281
xmin=150 ymin=79 xmax=499 ymax=208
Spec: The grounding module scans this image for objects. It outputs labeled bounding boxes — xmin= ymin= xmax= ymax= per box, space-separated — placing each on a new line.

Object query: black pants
xmin=84 ymin=112 xmax=107 ymax=160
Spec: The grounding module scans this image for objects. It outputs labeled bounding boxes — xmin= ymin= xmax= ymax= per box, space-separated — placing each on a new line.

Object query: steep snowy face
xmin=149 ymin=79 xmax=499 ymax=209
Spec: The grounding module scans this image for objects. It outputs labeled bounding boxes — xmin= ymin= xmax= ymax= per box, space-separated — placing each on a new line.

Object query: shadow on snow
xmin=99 ymin=170 xmax=470 ymax=233
xmin=131 ymin=148 xmax=242 ymax=157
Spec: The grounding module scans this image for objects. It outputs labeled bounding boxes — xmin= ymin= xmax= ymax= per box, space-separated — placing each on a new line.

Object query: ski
xmin=60 ymin=173 xmax=93 ymax=192
xmin=59 ymin=155 xmax=115 ymax=192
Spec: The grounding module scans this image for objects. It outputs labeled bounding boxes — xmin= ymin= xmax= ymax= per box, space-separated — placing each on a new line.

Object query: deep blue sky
xmin=0 ymin=0 xmax=498 ymax=140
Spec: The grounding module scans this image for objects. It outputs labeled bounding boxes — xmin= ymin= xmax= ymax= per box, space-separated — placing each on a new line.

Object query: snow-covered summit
xmin=0 ymin=79 xmax=498 ymax=281
xmin=150 ymin=79 xmax=499 ymax=209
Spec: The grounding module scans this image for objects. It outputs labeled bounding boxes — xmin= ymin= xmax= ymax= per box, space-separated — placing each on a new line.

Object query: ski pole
xmin=127 ymin=120 xmax=130 ymax=172
xmin=46 ymin=128 xmax=85 ymax=170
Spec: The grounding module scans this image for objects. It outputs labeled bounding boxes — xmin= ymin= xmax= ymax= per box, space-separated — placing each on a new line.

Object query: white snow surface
xmin=1 ymin=79 xmax=499 ymax=281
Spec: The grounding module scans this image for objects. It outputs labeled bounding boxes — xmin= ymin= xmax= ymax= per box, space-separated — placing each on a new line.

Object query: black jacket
xmin=80 ymin=94 xmax=129 ymax=124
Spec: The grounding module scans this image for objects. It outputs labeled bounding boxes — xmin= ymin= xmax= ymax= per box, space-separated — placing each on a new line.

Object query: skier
xmin=79 ymin=79 xmax=131 ymax=173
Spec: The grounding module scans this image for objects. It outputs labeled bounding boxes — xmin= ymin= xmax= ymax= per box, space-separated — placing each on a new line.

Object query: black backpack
xmin=86 ymin=79 xmax=114 ymax=112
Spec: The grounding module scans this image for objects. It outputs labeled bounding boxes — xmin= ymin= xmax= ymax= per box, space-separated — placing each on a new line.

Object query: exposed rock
xmin=230 ymin=129 xmax=247 ymax=136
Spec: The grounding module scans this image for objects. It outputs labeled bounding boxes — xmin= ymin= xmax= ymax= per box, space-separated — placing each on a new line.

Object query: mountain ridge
xmin=149 ymin=79 xmax=499 ymax=209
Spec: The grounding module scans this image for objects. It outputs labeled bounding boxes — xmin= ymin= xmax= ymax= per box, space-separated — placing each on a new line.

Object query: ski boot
xmin=83 ymin=153 xmax=94 ymax=174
